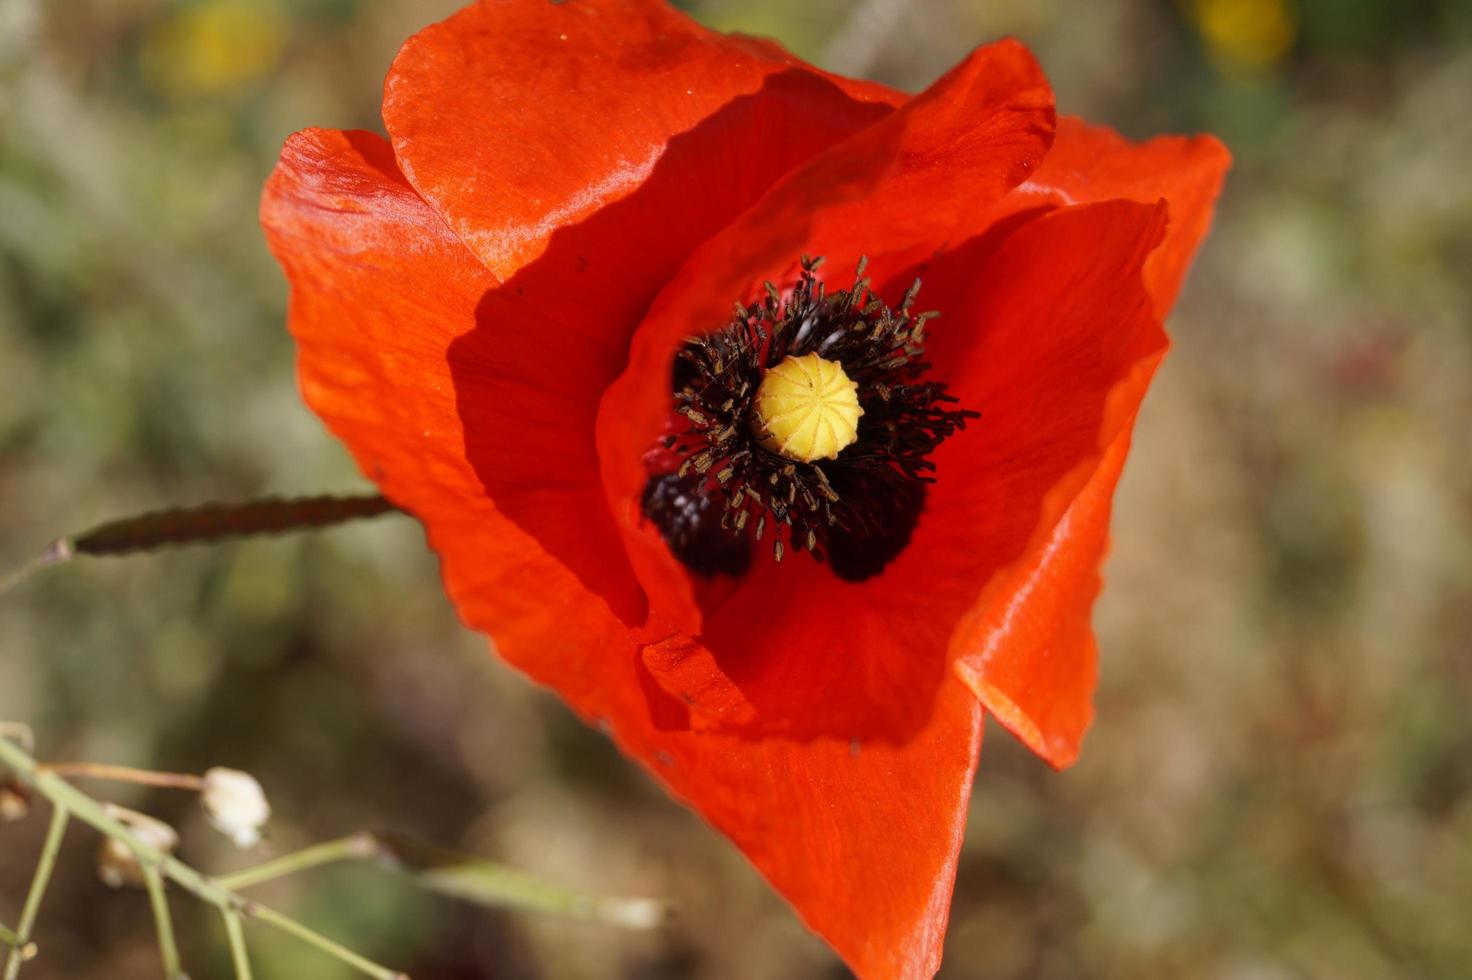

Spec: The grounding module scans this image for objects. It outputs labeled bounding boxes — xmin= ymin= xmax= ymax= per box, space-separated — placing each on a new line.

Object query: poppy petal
xmin=1012 ymin=116 xmax=1230 ymax=314
xmin=382 ymin=0 xmax=904 ymax=280
xmin=950 ymin=414 xmax=1136 ymax=767
xmin=264 ymin=127 xmax=984 ymax=977
xmin=438 ymin=67 xmax=898 ymax=625
xmin=911 ymin=199 xmax=1172 ymax=769
xmin=260 ymin=127 xmax=641 ymax=673
xmin=641 ymin=677 xmax=984 ymax=980
xmin=910 ymin=118 xmax=1229 ymax=767
xmin=599 ymin=38 xmax=1057 ymax=644
xmin=387 ymin=1 xmax=907 ymax=625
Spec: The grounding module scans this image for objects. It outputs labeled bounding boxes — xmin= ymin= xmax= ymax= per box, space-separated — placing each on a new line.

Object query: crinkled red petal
xmin=263 ymin=128 xmax=985 ymax=980
xmin=910 ymin=200 xmax=1172 ymax=768
xmin=1008 ymin=115 xmax=1230 ymax=315
xmin=383 ymin=0 xmax=903 ymax=279
xmin=924 ymin=120 xmax=1229 ymax=766
xmin=598 ymin=40 xmax=1058 ymax=690
xmin=382 ymin=0 xmax=906 ymax=625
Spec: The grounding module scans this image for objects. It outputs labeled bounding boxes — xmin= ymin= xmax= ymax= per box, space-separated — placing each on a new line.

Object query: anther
xmin=641 ymin=256 xmax=976 ymax=580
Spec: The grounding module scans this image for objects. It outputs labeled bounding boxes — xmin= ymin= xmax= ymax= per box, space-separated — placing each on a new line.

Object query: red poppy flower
xmin=261 ymin=2 xmax=1228 ymax=976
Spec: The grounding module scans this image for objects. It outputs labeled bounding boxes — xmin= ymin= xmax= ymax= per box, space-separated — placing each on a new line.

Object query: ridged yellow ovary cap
xmin=751 ymin=353 xmax=864 ymax=463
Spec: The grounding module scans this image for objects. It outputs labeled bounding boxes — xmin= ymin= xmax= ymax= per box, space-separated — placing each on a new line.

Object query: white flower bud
xmin=200 ymin=767 xmax=270 ymax=848
xmin=97 ymin=808 xmax=179 ymax=889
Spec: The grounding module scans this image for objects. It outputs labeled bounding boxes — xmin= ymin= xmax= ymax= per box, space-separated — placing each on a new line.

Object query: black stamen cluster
xmin=640 ymin=257 xmax=977 ymax=582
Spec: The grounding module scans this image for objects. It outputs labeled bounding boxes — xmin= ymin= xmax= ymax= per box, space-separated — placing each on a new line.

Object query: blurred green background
xmin=2 ymin=0 xmax=1471 ymax=977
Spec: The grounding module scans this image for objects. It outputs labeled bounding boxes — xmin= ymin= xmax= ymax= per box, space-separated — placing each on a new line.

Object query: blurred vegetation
xmin=2 ymin=0 xmax=1470 ymax=977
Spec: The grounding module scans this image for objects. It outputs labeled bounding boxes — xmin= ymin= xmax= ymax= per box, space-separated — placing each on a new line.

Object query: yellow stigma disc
xmin=751 ymin=353 xmax=863 ymax=463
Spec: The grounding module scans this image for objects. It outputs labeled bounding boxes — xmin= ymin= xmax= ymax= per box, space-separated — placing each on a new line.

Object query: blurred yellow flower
xmin=141 ymin=0 xmax=286 ymax=99
xmin=1190 ymin=0 xmax=1296 ymax=71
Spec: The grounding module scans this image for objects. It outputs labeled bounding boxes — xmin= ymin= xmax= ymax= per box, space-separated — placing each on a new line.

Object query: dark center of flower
xmin=639 ymin=256 xmax=977 ymax=582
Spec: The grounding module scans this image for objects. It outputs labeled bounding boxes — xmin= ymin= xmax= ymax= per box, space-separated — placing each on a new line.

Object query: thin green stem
xmin=219 ymin=831 xmax=665 ymax=930
xmin=0 ymin=925 xmax=27 ymax=963
xmin=0 ymin=541 xmax=72 ymax=599
xmin=0 ymin=932 xmax=28 ymax=975
xmin=2 ymin=801 xmax=69 ymax=980
xmin=213 ymin=833 xmax=375 ymax=892
xmin=0 ymin=942 xmax=30 ymax=972
xmin=139 ymin=862 xmax=183 ymax=979
xmin=0 ymin=732 xmax=659 ymax=979
xmin=375 ymin=834 xmax=666 ymax=929
xmin=0 ymin=736 xmax=405 ymax=980
xmin=221 ymin=909 xmax=252 ymax=980
xmin=244 ymin=905 xmax=405 ymax=980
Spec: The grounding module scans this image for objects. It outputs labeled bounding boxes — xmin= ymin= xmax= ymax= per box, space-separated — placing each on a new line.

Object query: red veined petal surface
xmin=1009 ymin=116 xmax=1230 ymax=315
xmin=927 ymin=122 xmax=1229 ymax=765
xmin=384 ymin=0 xmax=906 ymax=627
xmin=674 ymin=120 xmax=1229 ymax=763
xmin=598 ymin=41 xmax=1058 ymax=730
xmin=263 ymin=127 xmax=987 ymax=980
xmin=915 ymin=200 xmax=1172 ymax=769
xmin=383 ymin=0 xmax=903 ymax=280
xmin=623 ymin=199 xmax=1173 ymax=761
